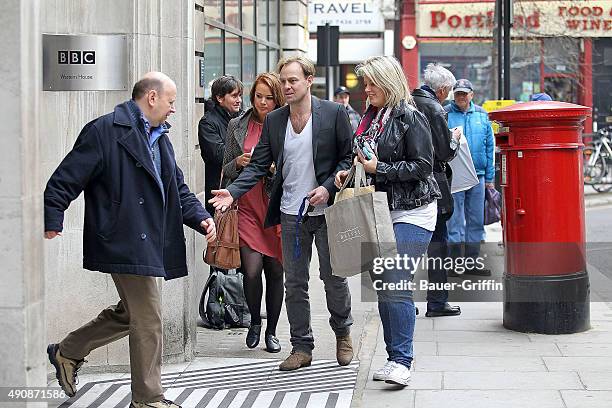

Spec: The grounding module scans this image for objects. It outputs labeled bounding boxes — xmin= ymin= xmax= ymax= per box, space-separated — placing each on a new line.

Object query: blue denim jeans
xmin=447 ymin=175 xmax=485 ymax=259
xmin=370 ymin=222 xmax=433 ymax=368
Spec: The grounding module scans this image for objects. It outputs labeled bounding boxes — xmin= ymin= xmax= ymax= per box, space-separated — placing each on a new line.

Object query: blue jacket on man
xmin=44 ymin=100 xmax=211 ymax=280
xmin=445 ymin=101 xmax=495 ymax=183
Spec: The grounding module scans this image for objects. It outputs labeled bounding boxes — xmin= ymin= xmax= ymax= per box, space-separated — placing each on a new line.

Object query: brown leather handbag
xmin=204 ymin=171 xmax=241 ymax=269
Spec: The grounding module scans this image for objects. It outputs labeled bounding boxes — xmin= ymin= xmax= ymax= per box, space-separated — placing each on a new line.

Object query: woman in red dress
xmin=222 ymin=73 xmax=285 ymax=352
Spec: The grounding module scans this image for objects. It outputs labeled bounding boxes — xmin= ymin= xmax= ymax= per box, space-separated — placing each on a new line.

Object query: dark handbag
xmin=484 ymin=187 xmax=502 ymax=225
xmin=263 ymin=173 xmax=275 ymax=198
xmin=204 ymin=170 xmax=241 ymax=269
xmin=198 ymin=269 xmax=251 ymax=330
xmin=263 ymin=164 xmax=277 ymax=197
xmin=434 ymin=165 xmax=454 ymax=222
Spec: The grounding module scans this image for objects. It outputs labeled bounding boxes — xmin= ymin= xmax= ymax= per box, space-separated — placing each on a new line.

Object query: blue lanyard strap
xmin=294 ymin=197 xmax=311 ymax=260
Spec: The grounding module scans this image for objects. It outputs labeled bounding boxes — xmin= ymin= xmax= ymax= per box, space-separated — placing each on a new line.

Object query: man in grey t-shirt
xmin=210 ymin=56 xmax=354 ymax=371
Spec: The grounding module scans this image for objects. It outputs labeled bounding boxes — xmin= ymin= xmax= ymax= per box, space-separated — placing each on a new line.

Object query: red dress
xmin=237 ymin=119 xmax=283 ymax=262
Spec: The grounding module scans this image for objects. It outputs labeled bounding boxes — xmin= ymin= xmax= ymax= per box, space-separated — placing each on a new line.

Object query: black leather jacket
xmin=411 ymin=87 xmax=458 ymax=171
xmin=412 ymin=86 xmax=458 ymax=218
xmin=198 ymin=101 xmax=239 ymax=214
xmin=374 ymin=100 xmax=441 ymax=211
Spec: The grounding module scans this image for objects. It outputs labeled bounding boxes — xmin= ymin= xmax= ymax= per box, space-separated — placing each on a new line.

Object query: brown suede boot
xmin=336 ymin=335 xmax=353 ymax=366
xmin=278 ymin=351 xmax=312 ymax=371
xmin=47 ymin=343 xmax=85 ymax=397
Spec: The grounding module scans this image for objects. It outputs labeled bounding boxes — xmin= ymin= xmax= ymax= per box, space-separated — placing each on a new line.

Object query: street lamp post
xmin=496 ymin=0 xmax=503 ymax=99
xmin=503 ymin=0 xmax=512 ymax=99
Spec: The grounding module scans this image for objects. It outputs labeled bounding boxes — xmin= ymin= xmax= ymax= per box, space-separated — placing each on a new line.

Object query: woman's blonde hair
xmin=355 ymin=56 xmax=413 ymax=108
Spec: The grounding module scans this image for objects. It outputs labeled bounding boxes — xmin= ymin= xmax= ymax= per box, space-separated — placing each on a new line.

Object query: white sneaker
xmin=372 ymin=361 xmax=397 ymax=381
xmin=385 ymin=362 xmax=411 ymax=386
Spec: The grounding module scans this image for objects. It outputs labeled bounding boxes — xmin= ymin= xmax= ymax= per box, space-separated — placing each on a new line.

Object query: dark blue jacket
xmin=44 ymin=100 xmax=211 ymax=280
xmin=445 ymin=101 xmax=495 ymax=182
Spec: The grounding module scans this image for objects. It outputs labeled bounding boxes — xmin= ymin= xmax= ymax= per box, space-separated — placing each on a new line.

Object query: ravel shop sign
xmin=43 ymin=34 xmax=128 ymax=91
xmin=417 ymin=0 xmax=612 ymax=37
xmin=308 ymin=0 xmax=385 ymax=32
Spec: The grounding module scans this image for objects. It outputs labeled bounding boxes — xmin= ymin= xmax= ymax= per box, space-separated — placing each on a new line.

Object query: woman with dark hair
xmin=222 ymin=72 xmax=286 ymax=353
xmin=198 ymin=75 xmax=243 ymax=214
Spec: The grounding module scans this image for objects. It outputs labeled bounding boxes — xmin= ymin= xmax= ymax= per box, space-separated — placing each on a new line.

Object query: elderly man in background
xmin=445 ymin=79 xmax=495 ymax=277
xmin=412 ymin=63 xmax=462 ymax=317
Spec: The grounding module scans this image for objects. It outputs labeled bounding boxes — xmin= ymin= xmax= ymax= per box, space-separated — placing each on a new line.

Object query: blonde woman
xmin=336 ymin=56 xmax=441 ymax=386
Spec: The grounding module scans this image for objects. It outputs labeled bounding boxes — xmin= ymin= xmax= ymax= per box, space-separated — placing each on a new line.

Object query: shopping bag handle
xmin=339 ymin=162 xmax=368 ymax=193
xmin=354 ymin=162 xmax=367 ymax=191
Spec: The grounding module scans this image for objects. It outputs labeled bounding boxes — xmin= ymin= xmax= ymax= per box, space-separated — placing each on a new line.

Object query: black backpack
xmin=199 ymin=269 xmax=251 ymax=330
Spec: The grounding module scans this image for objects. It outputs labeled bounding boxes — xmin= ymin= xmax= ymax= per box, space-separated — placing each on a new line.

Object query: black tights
xmin=240 ymin=246 xmax=284 ymax=335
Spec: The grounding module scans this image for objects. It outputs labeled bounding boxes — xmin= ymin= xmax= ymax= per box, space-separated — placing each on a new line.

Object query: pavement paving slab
xmin=414 ymin=390 xmax=566 ymax=408
xmin=47 ymin=222 xmax=612 ymax=408
xmin=561 ymin=390 xmax=612 ymax=408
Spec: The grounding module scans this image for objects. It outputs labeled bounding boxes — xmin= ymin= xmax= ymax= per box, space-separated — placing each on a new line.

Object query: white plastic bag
xmin=448 ymin=130 xmax=479 ymax=194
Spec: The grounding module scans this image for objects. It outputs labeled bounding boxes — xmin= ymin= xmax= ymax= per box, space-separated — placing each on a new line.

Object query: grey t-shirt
xmin=280 ymin=117 xmax=326 ymax=216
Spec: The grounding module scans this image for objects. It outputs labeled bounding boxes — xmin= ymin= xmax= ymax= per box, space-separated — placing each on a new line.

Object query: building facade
xmin=2 ymin=0 xmax=307 ymax=386
xmin=400 ymin=0 xmax=612 ymax=131
xmin=307 ymin=0 xmax=398 ymax=112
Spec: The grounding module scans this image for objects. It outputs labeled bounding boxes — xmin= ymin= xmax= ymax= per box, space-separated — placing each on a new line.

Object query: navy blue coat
xmin=44 ymin=101 xmax=211 ymax=280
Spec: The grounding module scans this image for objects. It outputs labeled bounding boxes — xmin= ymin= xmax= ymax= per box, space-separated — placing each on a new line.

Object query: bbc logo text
xmin=58 ymin=51 xmax=95 ymax=65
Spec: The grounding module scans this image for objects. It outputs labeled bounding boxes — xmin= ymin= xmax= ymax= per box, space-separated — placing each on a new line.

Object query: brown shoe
xmin=278 ymin=351 xmax=312 ymax=371
xmin=336 ymin=335 xmax=353 ymax=366
xmin=47 ymin=343 xmax=84 ymax=397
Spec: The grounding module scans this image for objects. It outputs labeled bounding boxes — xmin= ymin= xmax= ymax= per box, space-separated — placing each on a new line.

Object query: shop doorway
xmin=593 ymin=39 xmax=612 ymax=131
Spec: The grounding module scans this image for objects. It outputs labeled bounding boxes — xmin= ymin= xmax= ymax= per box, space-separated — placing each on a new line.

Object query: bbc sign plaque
xmin=43 ymin=34 xmax=128 ymax=91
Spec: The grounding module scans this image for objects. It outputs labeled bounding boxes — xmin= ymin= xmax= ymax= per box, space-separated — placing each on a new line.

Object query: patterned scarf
xmin=354 ymin=105 xmax=392 ymax=155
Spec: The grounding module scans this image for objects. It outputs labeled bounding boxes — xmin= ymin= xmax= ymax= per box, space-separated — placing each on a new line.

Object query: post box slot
xmin=495 ymin=132 xmax=512 ymax=147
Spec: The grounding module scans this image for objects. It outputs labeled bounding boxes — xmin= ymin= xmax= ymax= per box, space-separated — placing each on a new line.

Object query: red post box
xmin=489 ymin=101 xmax=591 ymax=334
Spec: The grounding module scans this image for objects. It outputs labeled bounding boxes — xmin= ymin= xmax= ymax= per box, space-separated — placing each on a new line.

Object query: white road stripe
xmin=57 ymin=359 xmax=359 ymax=408
xmin=100 ymin=384 xmax=130 ymax=408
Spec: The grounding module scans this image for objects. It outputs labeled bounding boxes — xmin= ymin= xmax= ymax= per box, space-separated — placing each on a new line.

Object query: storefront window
xmin=509 ymin=40 xmax=541 ymax=102
xmin=420 ymin=39 xmax=579 ymax=105
xmin=544 ymin=77 xmax=577 ymax=103
xmin=257 ymin=0 xmax=268 ymax=40
xmin=225 ymin=33 xmax=241 ymax=78
xmin=204 ymin=0 xmax=222 ymax=22
xmin=242 ymin=0 xmax=255 ymax=35
xmin=269 ymin=0 xmax=279 ymax=44
xmin=420 ymin=41 xmax=494 ymax=105
xmin=225 ymin=1 xmax=240 ymax=29
xmin=257 ymin=44 xmax=268 ymax=72
xmin=204 ymin=25 xmax=223 ymax=98
xmin=592 ymin=38 xmax=612 ymax=130
xmin=201 ymin=0 xmax=280 ymax=103
xmin=543 ymin=38 xmax=579 ymax=75
xmin=269 ymin=49 xmax=279 ymax=72
xmin=243 ymin=38 xmax=256 ymax=107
